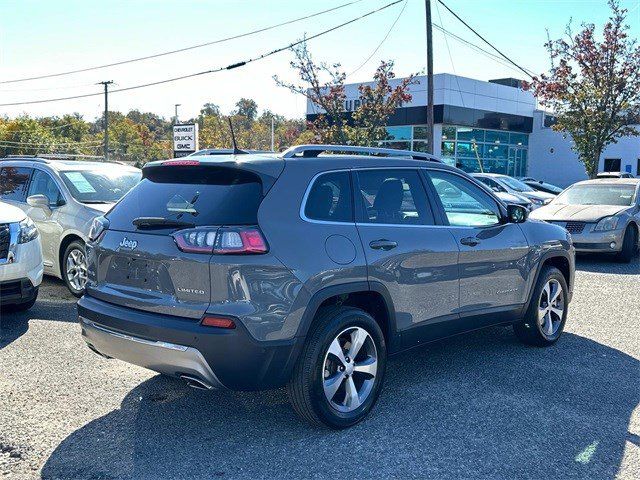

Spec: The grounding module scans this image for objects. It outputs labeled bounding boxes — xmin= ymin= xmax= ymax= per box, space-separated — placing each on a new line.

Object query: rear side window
xmin=304 ymin=171 xmax=353 ymax=222
xmin=107 ymin=166 xmax=263 ymax=230
xmin=0 ymin=167 xmax=32 ymax=202
xmin=355 ymin=169 xmax=434 ymax=225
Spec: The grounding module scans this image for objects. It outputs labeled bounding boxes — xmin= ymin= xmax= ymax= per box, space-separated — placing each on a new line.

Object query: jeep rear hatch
xmin=88 ymin=161 xmax=281 ymax=319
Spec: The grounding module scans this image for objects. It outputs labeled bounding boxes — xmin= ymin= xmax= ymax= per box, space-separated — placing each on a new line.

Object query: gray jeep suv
xmin=78 ymin=145 xmax=575 ymax=428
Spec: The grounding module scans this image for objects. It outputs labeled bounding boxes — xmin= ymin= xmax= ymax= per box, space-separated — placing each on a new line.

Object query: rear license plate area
xmin=108 ymin=256 xmax=160 ymax=288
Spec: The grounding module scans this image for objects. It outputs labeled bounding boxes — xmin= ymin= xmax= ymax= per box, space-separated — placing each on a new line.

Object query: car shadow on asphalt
xmin=0 ymin=296 xmax=77 ymax=350
xmin=575 ymin=252 xmax=639 ymax=275
xmin=41 ymin=327 xmax=638 ymax=479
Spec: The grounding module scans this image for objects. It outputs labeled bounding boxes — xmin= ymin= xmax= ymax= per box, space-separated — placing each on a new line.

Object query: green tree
xmin=524 ymin=0 xmax=639 ymax=178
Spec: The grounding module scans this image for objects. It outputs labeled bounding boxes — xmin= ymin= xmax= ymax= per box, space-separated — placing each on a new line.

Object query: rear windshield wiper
xmin=132 ymin=217 xmax=195 ymax=229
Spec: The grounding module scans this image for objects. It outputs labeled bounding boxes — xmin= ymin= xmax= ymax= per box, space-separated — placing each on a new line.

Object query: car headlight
xmin=18 ymin=217 xmax=38 ymax=244
xmin=529 ymin=197 xmax=544 ymax=205
xmin=88 ymin=216 xmax=110 ymax=242
xmin=593 ymin=216 xmax=619 ymax=231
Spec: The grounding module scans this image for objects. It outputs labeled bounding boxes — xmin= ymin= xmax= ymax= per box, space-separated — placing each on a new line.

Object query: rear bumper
xmin=78 ymin=295 xmax=300 ymax=391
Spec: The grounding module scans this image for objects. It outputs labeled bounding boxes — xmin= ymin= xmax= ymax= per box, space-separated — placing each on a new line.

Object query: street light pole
xmin=98 ymin=81 xmax=114 ymax=161
xmin=425 ymin=0 xmax=434 ymax=155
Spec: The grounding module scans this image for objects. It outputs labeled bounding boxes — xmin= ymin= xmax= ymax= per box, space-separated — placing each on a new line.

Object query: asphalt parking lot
xmin=1 ymin=255 xmax=638 ymax=479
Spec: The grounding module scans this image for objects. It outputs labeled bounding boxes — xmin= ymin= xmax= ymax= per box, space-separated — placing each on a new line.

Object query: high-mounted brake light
xmin=161 ymin=159 xmax=200 ymax=166
xmin=171 ymin=226 xmax=268 ymax=254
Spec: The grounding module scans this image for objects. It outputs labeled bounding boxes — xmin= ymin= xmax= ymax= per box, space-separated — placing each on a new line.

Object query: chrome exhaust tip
xmin=180 ymin=374 xmax=213 ymax=390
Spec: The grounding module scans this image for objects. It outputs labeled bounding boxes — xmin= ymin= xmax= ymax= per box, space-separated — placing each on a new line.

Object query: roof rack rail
xmin=1 ymin=155 xmax=49 ymax=163
xmin=281 ymin=144 xmax=441 ymax=162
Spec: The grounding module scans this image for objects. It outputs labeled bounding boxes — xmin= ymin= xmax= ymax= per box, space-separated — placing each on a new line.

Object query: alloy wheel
xmin=538 ymin=279 xmax=564 ymax=336
xmin=66 ymin=248 xmax=87 ymax=292
xmin=322 ymin=326 xmax=378 ymax=413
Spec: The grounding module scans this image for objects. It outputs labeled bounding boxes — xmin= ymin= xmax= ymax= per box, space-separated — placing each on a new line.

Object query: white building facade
xmin=306 ymin=73 xmax=639 ymax=187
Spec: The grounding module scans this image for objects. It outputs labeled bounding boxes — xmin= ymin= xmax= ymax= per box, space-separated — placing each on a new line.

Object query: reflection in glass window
xmin=386 ymin=126 xmax=412 ymax=141
xmin=483 ymin=144 xmax=508 ymax=159
xmin=485 ymin=130 xmax=510 ymax=144
xmin=441 ymin=125 xmax=456 ymax=141
xmin=441 ymin=141 xmax=455 ymax=156
xmin=305 ymin=171 xmax=353 ymax=222
xmin=456 ymin=142 xmax=475 ymax=158
xmin=509 ymin=132 xmax=528 ymax=146
xmin=427 ymin=170 xmax=501 ymax=227
xmin=414 ymin=126 xmax=428 ymax=140
xmin=456 ymin=128 xmax=485 ymax=143
xmin=0 ymin=167 xmax=31 ymax=202
xmin=382 ymin=141 xmax=411 ymax=150
xmin=28 ymin=170 xmax=63 ymax=207
xmin=413 ymin=141 xmax=428 ymax=152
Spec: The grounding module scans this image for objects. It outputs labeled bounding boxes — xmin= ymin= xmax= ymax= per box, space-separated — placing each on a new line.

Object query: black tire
xmin=3 ymin=288 xmax=38 ymax=312
xmin=514 ymin=266 xmax=569 ymax=347
xmin=287 ymin=306 xmax=386 ymax=429
xmin=62 ymin=240 xmax=87 ymax=297
xmin=615 ymin=225 xmax=637 ymax=263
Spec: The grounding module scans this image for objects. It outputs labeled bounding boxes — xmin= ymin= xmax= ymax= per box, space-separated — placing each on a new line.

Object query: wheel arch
xmin=58 ymin=233 xmax=85 ymax=279
xmin=295 ymin=281 xmax=400 ymax=353
xmin=526 ymin=250 xmax=574 ymax=310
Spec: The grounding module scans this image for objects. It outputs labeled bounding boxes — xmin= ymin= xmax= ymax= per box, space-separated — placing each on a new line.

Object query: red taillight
xmin=201 ymin=316 xmax=236 ymax=329
xmin=172 ymin=226 xmax=268 ymax=254
xmin=214 ymin=227 xmax=268 ymax=254
xmin=162 ymin=159 xmax=200 ymax=166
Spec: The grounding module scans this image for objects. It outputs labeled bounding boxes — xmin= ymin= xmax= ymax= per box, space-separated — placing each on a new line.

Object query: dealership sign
xmin=172 ymin=124 xmax=199 ymax=158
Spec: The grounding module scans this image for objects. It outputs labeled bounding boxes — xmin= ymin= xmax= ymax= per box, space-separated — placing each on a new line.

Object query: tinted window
xmin=59 ymin=168 xmax=141 ymax=204
xmin=356 ymin=169 xmax=434 ymax=225
xmin=304 ymin=171 xmax=352 ymax=222
xmin=107 ymin=166 xmax=263 ymax=230
xmin=427 ymin=170 xmax=501 ymax=227
xmin=0 ymin=167 xmax=32 ymax=202
xmin=28 ymin=170 xmax=63 ymax=206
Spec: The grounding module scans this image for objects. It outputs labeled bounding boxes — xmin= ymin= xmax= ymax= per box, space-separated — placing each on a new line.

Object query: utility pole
xmin=98 ymin=81 xmax=113 ymax=161
xmin=270 ymin=116 xmax=275 ymax=152
xmin=174 ymin=104 xmax=181 ymax=124
xmin=425 ymin=0 xmax=434 ymax=154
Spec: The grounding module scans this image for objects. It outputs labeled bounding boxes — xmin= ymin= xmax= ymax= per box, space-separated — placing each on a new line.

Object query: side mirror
xmin=27 ymin=194 xmax=52 ymax=214
xmin=507 ymin=204 xmax=528 ymax=223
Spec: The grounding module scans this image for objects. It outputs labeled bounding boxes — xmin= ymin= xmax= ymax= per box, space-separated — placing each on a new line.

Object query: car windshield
xmin=554 ymin=184 xmax=637 ymax=206
xmin=499 ymin=176 xmax=535 ymax=192
xmin=60 ymin=168 xmax=141 ymax=204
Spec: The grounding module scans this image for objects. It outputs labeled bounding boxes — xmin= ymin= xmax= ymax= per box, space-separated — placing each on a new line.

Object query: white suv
xmin=0 ymin=158 xmax=141 ymax=296
xmin=0 ymin=201 xmax=43 ymax=311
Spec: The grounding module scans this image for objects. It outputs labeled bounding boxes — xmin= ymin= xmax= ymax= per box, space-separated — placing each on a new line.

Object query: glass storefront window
xmin=509 ymin=132 xmax=528 ymax=146
xmin=441 ymin=126 xmax=456 ymax=141
xmin=386 ymin=126 xmax=412 ymax=141
xmin=456 ymin=128 xmax=485 ymax=143
xmin=441 ymin=141 xmax=455 ymax=156
xmin=382 ymin=141 xmax=411 ymax=150
xmin=485 ymin=130 xmax=510 ymax=145
xmin=456 ymin=142 xmax=475 ymax=158
xmin=414 ymin=126 xmax=428 ymax=140
xmin=483 ymin=144 xmax=508 ymax=159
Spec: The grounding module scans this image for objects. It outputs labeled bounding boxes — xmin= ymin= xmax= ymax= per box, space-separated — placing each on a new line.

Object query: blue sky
xmin=1 ymin=0 xmax=638 ymax=121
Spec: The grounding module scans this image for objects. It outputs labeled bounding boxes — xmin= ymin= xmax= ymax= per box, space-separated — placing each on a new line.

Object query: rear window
xmin=106 ymin=166 xmax=263 ymax=230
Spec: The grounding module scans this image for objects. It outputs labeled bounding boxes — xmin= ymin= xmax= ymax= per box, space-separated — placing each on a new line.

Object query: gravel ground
xmin=1 ymin=254 xmax=638 ymax=479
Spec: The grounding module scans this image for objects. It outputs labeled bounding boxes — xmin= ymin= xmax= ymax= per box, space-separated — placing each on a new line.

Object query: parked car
xmin=79 ymin=145 xmax=575 ymax=429
xmin=530 ymin=178 xmax=640 ymax=262
xmin=0 ymin=201 xmax=43 ymax=311
xmin=597 ymin=171 xmax=635 ymax=179
xmin=522 ymin=179 xmax=564 ymax=195
xmin=473 ymin=173 xmax=555 ymax=208
xmin=0 ymin=157 xmax=141 ymax=296
xmin=471 ymin=174 xmax=533 ymax=210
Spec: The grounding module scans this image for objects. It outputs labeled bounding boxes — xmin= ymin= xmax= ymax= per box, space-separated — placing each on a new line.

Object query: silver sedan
xmin=529 ymin=178 xmax=640 ymax=262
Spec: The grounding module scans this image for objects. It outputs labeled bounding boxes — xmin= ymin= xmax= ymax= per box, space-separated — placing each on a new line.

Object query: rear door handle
xmin=460 ymin=236 xmax=480 ymax=247
xmin=369 ymin=239 xmax=397 ymax=251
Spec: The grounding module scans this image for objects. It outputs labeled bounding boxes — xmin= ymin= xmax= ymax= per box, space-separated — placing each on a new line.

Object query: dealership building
xmin=306 ymin=74 xmax=639 ymax=187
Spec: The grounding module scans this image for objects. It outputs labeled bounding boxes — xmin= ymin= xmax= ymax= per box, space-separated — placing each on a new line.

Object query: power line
xmin=0 ymin=0 xmax=403 ymax=107
xmin=435 ymin=0 xmax=533 ymax=78
xmin=0 ymin=121 xmax=87 ymax=134
xmin=434 ymin=0 xmax=465 ymax=107
xmin=347 ymin=0 xmax=408 ymax=77
xmin=0 ymin=0 xmax=366 ymax=85
xmin=0 ymin=139 xmax=102 ymax=146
